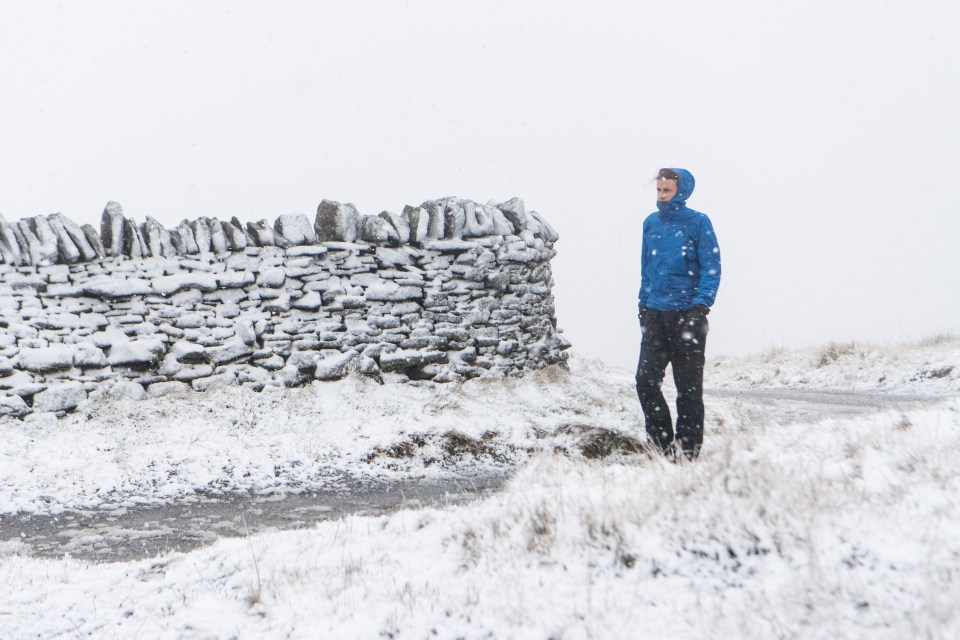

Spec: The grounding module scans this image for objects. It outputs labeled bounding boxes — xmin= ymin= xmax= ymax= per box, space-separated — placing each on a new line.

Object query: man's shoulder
xmin=682 ymin=208 xmax=714 ymax=227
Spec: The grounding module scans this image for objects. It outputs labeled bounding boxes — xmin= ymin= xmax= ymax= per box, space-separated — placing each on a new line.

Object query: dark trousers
xmin=635 ymin=309 xmax=708 ymax=459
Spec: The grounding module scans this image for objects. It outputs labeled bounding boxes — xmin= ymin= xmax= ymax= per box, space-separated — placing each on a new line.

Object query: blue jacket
xmin=638 ymin=168 xmax=721 ymax=310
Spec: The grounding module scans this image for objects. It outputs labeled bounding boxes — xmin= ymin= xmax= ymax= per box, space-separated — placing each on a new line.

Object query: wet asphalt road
xmin=704 ymin=387 xmax=941 ymax=423
xmin=0 ymin=475 xmax=506 ymax=563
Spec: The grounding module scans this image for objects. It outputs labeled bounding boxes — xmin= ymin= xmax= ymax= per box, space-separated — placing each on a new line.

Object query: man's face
xmin=656 ymin=178 xmax=678 ymax=202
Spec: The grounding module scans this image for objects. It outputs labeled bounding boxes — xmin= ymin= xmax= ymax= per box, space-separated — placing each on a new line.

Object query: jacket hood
xmin=656 ymin=167 xmax=696 ymax=216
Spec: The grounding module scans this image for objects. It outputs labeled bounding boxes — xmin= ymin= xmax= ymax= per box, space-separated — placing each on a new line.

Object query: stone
xmin=28 ymin=216 xmax=61 ymax=264
xmin=529 ymin=211 xmax=559 ymax=243
xmin=32 ymin=382 xmax=86 ymax=412
xmin=286 ymin=245 xmax=328 ymax=257
xmin=100 ymin=202 xmax=127 ymax=257
xmin=221 ymin=220 xmax=248 ymax=251
xmin=209 ymin=218 xmax=229 ymax=254
xmin=463 ymin=201 xmax=495 ymax=237
xmin=83 ymin=277 xmax=153 ymax=298
xmin=315 ymin=200 xmax=359 ymax=243
xmin=246 ymin=220 xmax=277 ymax=247
xmin=254 ymin=354 xmax=285 ymax=370
xmin=16 ymin=221 xmax=45 ymax=265
xmin=123 ymin=217 xmax=148 ymax=258
xmin=80 ymin=224 xmax=106 ymax=258
xmin=498 ymin=197 xmax=528 ymax=232
xmin=174 ymin=223 xmax=200 ymax=254
xmin=191 ymin=371 xmax=236 ymax=392
xmin=378 ymin=211 xmax=410 ymax=246
xmin=44 ymin=214 xmax=82 ymax=264
xmin=0 ymin=393 xmax=29 ymax=417
xmin=73 ymin=342 xmax=109 ymax=367
xmin=443 ymin=201 xmax=466 ymax=239
xmin=256 ymin=267 xmax=286 ymax=288
xmin=108 ymin=380 xmax=147 ymax=401
xmin=0 ymin=213 xmax=25 ymax=265
xmin=141 ymin=218 xmax=165 ymax=257
xmin=292 ymin=290 xmax=322 ymax=310
xmin=152 ymin=273 xmax=219 ymax=296
xmin=207 ymin=340 xmax=255 ymax=366
xmin=314 ymin=349 xmax=358 ymax=380
xmin=379 ymin=348 xmax=447 ymax=372
xmin=107 ymin=338 xmax=166 ymax=366
xmin=17 ymin=345 xmax=74 ymax=373
xmin=423 ymin=202 xmax=445 ymax=239
xmin=287 ymin=351 xmax=320 ymax=371
xmin=192 ymin=218 xmax=213 ymax=254
xmin=145 ymin=381 xmax=190 ymax=398
xmin=275 ymin=213 xmax=318 ymax=246
xmin=402 ymin=206 xmax=430 ymax=243
xmin=357 ymin=215 xmax=401 ymax=245
xmin=490 ymin=207 xmax=515 ymax=235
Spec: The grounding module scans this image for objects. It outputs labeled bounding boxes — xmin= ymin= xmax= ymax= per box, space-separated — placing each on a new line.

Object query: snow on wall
xmin=0 ymin=197 xmax=570 ymax=418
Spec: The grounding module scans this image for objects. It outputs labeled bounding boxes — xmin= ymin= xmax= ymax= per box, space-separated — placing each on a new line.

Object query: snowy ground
xmin=1 ymin=335 xmax=958 ymax=638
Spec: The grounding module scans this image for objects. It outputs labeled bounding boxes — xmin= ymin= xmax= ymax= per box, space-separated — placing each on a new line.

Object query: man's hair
xmin=657 ymin=168 xmax=679 ymax=182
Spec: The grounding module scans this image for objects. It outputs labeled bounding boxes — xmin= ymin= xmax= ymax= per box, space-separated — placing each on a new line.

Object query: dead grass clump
xmin=919 ymin=365 xmax=954 ymax=379
xmin=915 ymin=332 xmax=958 ymax=348
xmin=527 ymin=505 xmax=556 ymax=553
xmin=555 ymin=423 xmax=650 ymax=459
xmin=816 ymin=342 xmax=857 ymax=368
xmin=442 ymin=431 xmax=489 ymax=457
xmin=364 ymin=439 xmax=418 ymax=462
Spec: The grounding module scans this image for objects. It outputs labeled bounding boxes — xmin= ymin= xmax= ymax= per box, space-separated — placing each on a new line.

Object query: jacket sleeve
xmin=691 ymin=215 xmax=721 ymax=307
xmin=637 ymin=221 xmax=650 ymax=306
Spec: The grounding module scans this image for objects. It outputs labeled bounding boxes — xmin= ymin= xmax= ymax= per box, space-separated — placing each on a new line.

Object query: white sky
xmin=2 ymin=1 xmax=958 ymax=369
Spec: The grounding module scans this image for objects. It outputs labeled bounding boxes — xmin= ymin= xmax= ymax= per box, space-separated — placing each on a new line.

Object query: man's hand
xmin=685 ymin=305 xmax=709 ymax=334
xmin=686 ymin=304 xmax=709 ymax=322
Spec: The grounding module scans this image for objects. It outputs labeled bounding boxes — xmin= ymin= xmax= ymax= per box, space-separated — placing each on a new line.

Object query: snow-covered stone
xmin=152 ymin=273 xmax=219 ymax=296
xmin=107 ymin=338 xmax=166 ymax=366
xmin=17 ymin=345 xmax=74 ymax=373
xmin=145 ymin=380 xmax=190 ymax=398
xmin=72 ymin=342 xmax=109 ymax=367
xmin=207 ymin=340 xmax=255 ymax=366
xmin=108 ymin=380 xmax=147 ymax=401
xmin=275 ymin=213 xmax=318 ymax=246
xmin=314 ymin=349 xmax=358 ymax=380
xmin=256 ymin=268 xmax=286 ymax=288
xmin=358 ymin=215 xmax=400 ymax=245
xmin=315 ymin=200 xmax=359 ymax=243
xmin=32 ymin=382 xmax=86 ymax=413
xmin=83 ymin=277 xmax=153 ymax=298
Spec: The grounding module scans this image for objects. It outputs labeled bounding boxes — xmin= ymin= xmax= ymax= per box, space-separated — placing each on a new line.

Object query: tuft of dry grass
xmin=914 ymin=332 xmax=958 ymax=348
xmin=816 ymin=341 xmax=857 ymax=368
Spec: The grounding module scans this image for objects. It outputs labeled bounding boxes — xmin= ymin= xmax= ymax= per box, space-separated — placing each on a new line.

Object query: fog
xmin=2 ymin=1 xmax=958 ymax=369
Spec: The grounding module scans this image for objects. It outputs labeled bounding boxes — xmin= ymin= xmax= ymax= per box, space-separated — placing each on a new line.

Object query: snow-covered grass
xmin=1 ymin=336 xmax=959 ymax=638
xmin=710 ymin=333 xmax=960 ymax=393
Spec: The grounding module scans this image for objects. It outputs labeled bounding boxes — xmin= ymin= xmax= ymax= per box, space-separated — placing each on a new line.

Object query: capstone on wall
xmin=0 ymin=197 xmax=570 ymax=418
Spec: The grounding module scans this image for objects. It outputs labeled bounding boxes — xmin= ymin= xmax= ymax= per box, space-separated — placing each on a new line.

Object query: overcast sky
xmin=2 ymin=1 xmax=958 ymax=370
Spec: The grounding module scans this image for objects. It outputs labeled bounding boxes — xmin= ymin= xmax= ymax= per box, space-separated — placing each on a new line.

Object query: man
xmin=636 ymin=168 xmax=721 ymax=461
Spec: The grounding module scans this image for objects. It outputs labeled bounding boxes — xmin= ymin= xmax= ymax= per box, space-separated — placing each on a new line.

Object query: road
xmin=0 ymin=475 xmax=505 ymax=563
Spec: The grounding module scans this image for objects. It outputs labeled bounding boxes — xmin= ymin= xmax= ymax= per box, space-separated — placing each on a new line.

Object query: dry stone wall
xmin=0 ymin=197 xmax=569 ymax=418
